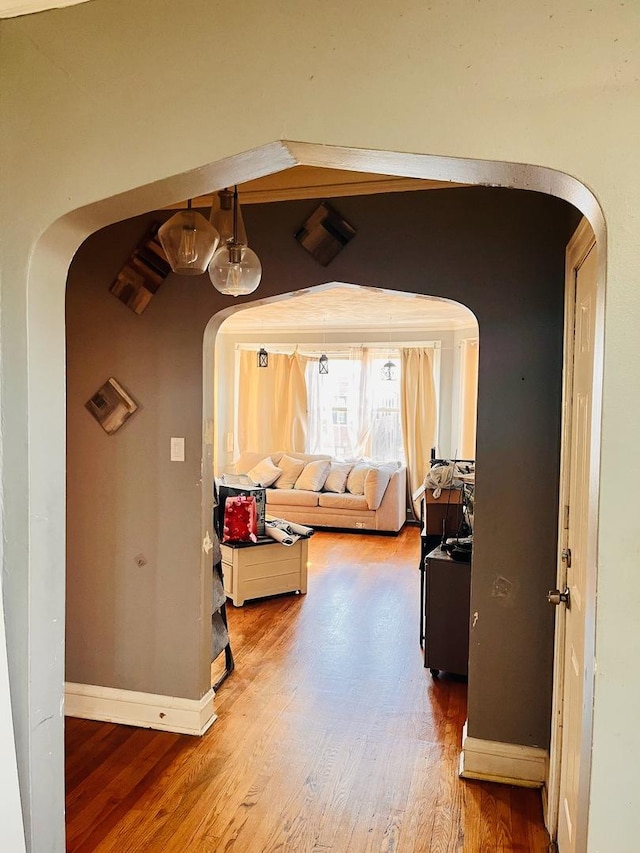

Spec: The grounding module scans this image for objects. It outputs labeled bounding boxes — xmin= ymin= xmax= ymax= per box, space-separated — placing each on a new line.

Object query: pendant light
xmin=382 ymin=358 xmax=397 ymax=381
xmin=318 ymin=316 xmax=329 ymax=374
xmin=158 ymin=200 xmax=220 ymax=276
xmin=257 ymin=346 xmax=269 ymax=368
xmin=382 ymin=314 xmax=397 ymax=380
xmin=208 ymin=186 xmax=262 ymax=297
xmin=209 ymin=188 xmax=248 ymax=248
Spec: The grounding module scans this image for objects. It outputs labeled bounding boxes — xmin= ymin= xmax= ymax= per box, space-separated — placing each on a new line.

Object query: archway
xmin=31 ymin=144 xmax=604 ymax=851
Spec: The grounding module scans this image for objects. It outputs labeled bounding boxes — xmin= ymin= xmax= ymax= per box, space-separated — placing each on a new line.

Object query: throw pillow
xmin=247 ymin=456 xmax=282 ymax=488
xmin=364 ymin=465 xmax=395 ymax=510
xmin=274 ymin=454 xmax=307 ymax=489
xmin=324 ymin=462 xmax=354 ymax=494
xmin=346 ymin=462 xmax=370 ymax=496
xmin=295 ymin=459 xmax=331 ymax=491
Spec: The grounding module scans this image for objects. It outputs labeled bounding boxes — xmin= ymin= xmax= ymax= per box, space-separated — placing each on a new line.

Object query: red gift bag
xmin=222 ymin=494 xmax=258 ymax=544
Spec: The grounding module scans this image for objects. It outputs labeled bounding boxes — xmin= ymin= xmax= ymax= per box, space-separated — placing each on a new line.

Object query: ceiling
xmin=220 ymin=285 xmax=476 ymax=334
xmin=0 ymin=0 xmax=91 ymax=17
xmin=167 ymin=165 xmax=467 ymax=209
xmin=181 ymin=166 xmax=474 ymax=335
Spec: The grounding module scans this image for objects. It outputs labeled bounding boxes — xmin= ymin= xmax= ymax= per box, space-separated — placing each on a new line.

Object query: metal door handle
xmin=547 ymin=588 xmax=570 ymax=607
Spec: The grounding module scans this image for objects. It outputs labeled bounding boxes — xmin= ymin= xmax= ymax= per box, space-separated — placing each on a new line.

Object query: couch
xmin=228 ymin=451 xmax=407 ymax=533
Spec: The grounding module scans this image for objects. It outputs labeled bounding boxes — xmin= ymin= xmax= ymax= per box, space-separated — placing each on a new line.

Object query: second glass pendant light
xmin=208 ymin=186 xmax=261 ymax=297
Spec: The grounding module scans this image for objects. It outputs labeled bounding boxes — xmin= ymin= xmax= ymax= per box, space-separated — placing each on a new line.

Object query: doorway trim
xmin=545 ymin=217 xmax=602 ymax=850
xmin=22 ymin=142 xmax=605 ymax=852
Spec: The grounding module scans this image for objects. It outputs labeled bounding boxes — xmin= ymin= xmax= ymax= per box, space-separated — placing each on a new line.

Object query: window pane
xmin=306 ymin=352 xmax=405 ymax=462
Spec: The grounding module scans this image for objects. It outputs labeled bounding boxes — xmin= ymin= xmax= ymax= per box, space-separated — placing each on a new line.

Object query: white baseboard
xmin=459 ymin=721 xmax=548 ymax=788
xmin=65 ymin=682 xmax=217 ymax=736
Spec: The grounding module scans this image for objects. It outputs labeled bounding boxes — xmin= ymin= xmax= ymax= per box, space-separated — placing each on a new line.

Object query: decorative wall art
xmin=294 ymin=202 xmax=356 ymax=266
xmin=109 ymin=223 xmax=171 ymax=314
xmin=86 ymin=378 xmax=139 ymax=434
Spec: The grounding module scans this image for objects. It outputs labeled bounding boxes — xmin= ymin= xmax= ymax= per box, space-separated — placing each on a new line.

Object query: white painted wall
xmin=1 ymin=2 xmax=639 ymax=850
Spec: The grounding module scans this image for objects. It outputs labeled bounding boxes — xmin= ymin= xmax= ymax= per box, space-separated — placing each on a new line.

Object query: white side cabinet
xmin=221 ymin=538 xmax=309 ymax=607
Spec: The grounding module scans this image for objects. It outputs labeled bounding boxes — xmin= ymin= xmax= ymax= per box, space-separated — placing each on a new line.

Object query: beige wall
xmin=2 ymin=2 xmax=640 ymax=851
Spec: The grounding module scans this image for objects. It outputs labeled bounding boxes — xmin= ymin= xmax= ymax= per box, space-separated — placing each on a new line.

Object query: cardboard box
xmin=423 ymin=488 xmax=463 ymax=536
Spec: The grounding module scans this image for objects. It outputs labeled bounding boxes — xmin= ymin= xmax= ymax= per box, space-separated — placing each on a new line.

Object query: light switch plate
xmin=170 ymin=437 xmax=185 ymax=462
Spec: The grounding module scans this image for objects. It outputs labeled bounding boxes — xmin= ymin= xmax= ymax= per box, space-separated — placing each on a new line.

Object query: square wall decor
xmin=86 ymin=378 xmax=139 ymax=434
xmin=109 ymin=223 xmax=171 ymax=315
xmin=295 ymin=202 xmax=356 ymax=266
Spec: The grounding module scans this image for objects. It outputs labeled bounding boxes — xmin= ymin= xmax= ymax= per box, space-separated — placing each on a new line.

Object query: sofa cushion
xmin=295 ymin=459 xmax=331 ymax=491
xmin=274 ymin=454 xmax=306 ymax=489
xmin=247 ymin=456 xmax=282 ymax=487
xmin=282 ymin=451 xmax=332 ymax=464
xmin=346 ymin=462 xmax=370 ymax=495
xmin=319 ymin=492 xmax=369 ymax=511
xmin=267 ymin=488 xmax=320 ymax=507
xmin=324 ymin=462 xmax=354 ymax=494
xmin=364 ymin=465 xmax=395 ymax=510
xmin=233 ymin=450 xmax=274 ymax=475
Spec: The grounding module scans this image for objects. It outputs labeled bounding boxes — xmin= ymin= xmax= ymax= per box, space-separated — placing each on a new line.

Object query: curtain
xmin=305 ymin=349 xmax=404 ymax=461
xmin=459 ymin=339 xmax=479 ymax=459
xmin=237 ymin=351 xmax=308 ymax=454
xmin=306 ymin=354 xmax=363 ymax=457
xmin=354 ymin=348 xmax=377 ymax=457
xmin=400 ymin=348 xmax=438 ymax=516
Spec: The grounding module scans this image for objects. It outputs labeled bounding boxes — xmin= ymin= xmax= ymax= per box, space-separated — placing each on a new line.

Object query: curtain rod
xmin=234 ymin=341 xmax=442 ymax=353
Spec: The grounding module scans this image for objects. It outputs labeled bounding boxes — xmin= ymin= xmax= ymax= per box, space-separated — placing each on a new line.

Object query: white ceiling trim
xmin=0 ymin=0 xmax=91 ymax=17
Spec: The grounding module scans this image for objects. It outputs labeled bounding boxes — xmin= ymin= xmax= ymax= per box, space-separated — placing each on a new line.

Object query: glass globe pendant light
xmin=158 ymin=200 xmax=220 ymax=276
xmin=209 ymin=188 xmax=248 ymax=249
xmin=208 ymin=186 xmax=262 ymax=297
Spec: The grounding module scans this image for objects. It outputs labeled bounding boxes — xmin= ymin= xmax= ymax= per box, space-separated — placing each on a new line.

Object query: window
xmin=306 ymin=350 xmax=405 ymax=463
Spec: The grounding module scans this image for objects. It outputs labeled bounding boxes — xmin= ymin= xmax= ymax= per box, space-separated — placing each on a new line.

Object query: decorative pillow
xmin=346 ymin=462 xmax=371 ymax=496
xmin=364 ymin=465 xmax=395 ymax=510
xmin=295 ymin=459 xmax=331 ymax=491
xmin=274 ymin=454 xmax=307 ymax=489
xmin=247 ymin=456 xmax=282 ymax=488
xmin=324 ymin=462 xmax=354 ymax=494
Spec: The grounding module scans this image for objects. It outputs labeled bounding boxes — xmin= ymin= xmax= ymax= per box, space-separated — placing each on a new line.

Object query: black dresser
xmin=421 ymin=545 xmax=471 ymax=678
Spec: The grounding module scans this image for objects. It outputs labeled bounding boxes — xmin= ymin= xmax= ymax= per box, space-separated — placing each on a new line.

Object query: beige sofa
xmin=229 ymin=451 xmax=407 ymax=533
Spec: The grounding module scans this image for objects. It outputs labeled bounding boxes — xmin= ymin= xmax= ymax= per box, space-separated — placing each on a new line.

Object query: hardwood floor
xmin=65 ymin=528 xmax=550 ymax=852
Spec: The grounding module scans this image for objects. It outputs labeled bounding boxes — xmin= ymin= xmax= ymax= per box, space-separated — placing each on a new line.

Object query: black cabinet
xmin=422 ymin=546 xmax=471 ymax=677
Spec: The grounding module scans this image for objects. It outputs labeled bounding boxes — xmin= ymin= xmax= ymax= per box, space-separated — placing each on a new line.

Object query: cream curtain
xmin=459 ymin=339 xmax=479 ymax=459
xmin=400 ymin=348 xmax=438 ymax=516
xmin=237 ymin=351 xmax=308 ymax=454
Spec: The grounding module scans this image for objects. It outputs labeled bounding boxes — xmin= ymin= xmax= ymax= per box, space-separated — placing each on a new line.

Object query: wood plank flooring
xmin=65 ymin=527 xmax=550 ymax=852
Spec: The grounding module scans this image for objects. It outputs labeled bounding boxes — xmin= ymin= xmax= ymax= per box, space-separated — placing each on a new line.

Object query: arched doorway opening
xmin=37 ymin=145 xmax=603 ymax=851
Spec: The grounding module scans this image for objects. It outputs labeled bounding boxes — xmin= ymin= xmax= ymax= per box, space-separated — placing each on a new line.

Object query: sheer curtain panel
xmin=400 ymin=348 xmax=438 ymax=516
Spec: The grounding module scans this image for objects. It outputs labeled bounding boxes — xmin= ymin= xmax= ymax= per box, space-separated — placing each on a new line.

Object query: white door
xmin=549 ymin=222 xmax=598 ymax=852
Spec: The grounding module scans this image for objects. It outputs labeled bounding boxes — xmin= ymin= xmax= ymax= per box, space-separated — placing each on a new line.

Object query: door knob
xmin=547 ymin=588 xmax=570 ymax=607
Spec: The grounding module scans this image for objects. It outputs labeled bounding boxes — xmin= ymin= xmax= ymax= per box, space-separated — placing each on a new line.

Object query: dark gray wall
xmin=66 ymin=187 xmax=579 ymax=745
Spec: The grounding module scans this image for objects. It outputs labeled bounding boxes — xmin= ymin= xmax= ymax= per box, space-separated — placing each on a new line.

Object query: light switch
xmin=170 ymin=437 xmax=185 ymax=462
